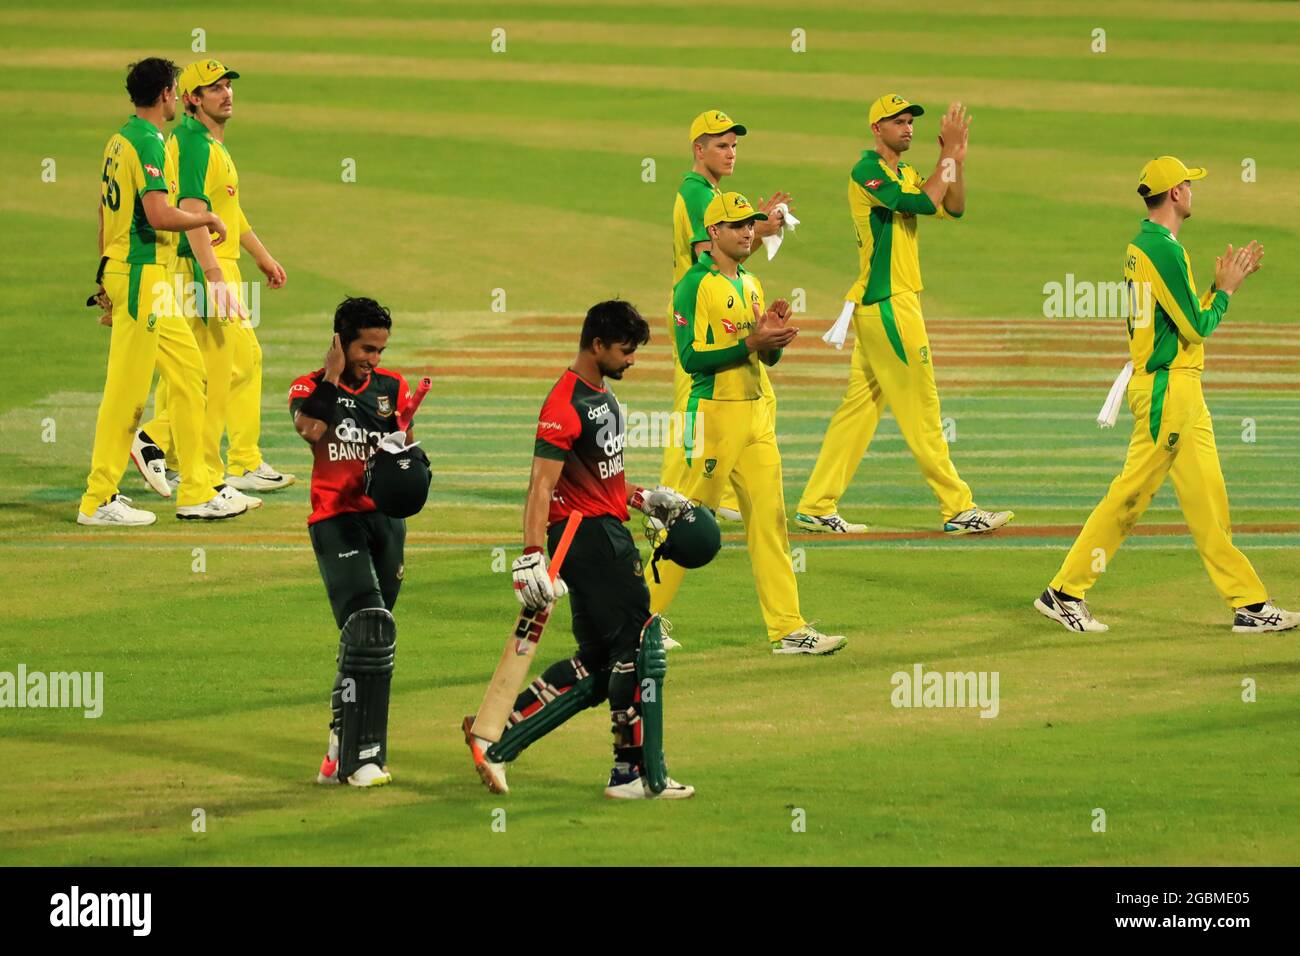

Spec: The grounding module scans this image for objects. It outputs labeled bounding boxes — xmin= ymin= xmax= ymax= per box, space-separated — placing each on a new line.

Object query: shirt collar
xmin=683 ymin=170 xmax=720 ymax=191
xmin=697 ymin=250 xmax=746 ymax=277
xmin=1141 ymin=219 xmax=1173 ymax=239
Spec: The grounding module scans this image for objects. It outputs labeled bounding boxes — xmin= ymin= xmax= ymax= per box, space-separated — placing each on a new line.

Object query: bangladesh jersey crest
xmin=377 ymin=394 xmax=393 ymax=416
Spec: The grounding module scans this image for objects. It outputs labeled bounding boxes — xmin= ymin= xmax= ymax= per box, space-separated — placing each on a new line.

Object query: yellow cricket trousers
xmin=660 ymin=311 xmax=776 ymax=512
xmin=145 ymin=258 xmax=264 ymax=480
xmin=1051 ymin=369 xmax=1267 ymax=609
xmin=80 ymin=260 xmax=210 ymax=513
xmin=798 ymin=291 xmax=974 ymax=522
xmin=648 ymin=396 xmax=805 ymax=643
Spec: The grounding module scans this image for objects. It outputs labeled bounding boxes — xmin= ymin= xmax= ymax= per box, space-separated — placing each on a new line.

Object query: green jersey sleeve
xmin=129 ymin=128 xmax=168 ymax=195
xmin=680 ymin=177 xmax=716 ymax=246
xmin=1147 ymin=241 xmax=1229 ymax=343
xmin=853 ymin=155 xmax=936 ymax=216
xmin=673 ymin=269 xmax=749 ymax=374
xmin=176 ymin=130 xmax=212 ymax=207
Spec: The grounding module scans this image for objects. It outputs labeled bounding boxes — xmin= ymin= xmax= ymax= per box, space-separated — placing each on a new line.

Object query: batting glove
xmin=631 ymin=485 xmax=690 ymax=524
xmin=512 ymin=548 xmax=568 ymax=611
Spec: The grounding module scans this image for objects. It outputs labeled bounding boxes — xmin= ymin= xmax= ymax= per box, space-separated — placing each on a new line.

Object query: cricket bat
xmin=470 ymin=511 xmax=583 ymax=743
xmin=397 ymin=376 xmax=432 ymax=431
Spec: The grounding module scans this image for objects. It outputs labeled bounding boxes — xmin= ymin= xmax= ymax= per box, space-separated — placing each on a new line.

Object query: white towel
xmin=1097 ymin=361 xmax=1133 ymax=428
xmin=761 ymin=202 xmax=800 ymax=260
xmin=822 ymin=300 xmax=857 ymax=350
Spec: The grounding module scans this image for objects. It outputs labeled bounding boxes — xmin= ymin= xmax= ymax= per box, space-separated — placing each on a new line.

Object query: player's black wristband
xmin=300 ymin=379 xmax=339 ymax=421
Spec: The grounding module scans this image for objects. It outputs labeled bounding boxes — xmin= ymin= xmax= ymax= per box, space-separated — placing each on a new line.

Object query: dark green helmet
xmin=650 ymin=504 xmax=721 ymax=581
xmin=365 ymin=444 xmax=431 ymax=519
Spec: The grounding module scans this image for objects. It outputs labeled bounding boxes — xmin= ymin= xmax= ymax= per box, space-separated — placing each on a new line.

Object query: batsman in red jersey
xmin=463 ymin=300 xmax=699 ymax=799
xmin=289 ymin=296 xmax=418 ymax=789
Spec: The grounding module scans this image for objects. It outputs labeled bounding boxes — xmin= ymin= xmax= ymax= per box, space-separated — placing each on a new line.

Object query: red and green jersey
xmin=169 ymin=113 xmax=250 ymax=261
xmin=1123 ymin=219 xmax=1228 ymax=374
xmin=288 ymin=367 xmax=412 ymax=525
xmin=99 ymin=115 xmax=179 ymax=264
xmin=533 ymin=369 xmax=629 ymax=526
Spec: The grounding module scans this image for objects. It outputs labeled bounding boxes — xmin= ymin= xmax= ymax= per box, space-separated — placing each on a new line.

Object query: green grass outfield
xmin=1 ymin=1 xmax=1298 ymax=865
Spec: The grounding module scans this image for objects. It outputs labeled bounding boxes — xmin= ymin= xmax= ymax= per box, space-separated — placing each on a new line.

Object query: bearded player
xmin=663 ymin=110 xmax=791 ymax=526
xmin=134 ymin=58 xmax=293 ymax=503
xmin=290 ymin=297 xmax=416 ymax=788
xmin=795 ymin=95 xmax=1012 ymax=536
xmin=463 ymin=300 xmax=698 ymax=799
xmin=1035 ymin=157 xmax=1299 ymax=635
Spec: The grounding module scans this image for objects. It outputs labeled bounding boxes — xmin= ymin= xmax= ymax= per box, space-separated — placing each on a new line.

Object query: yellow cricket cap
xmin=178 ymin=58 xmax=240 ymax=98
xmin=689 ymin=109 xmax=747 ymax=143
xmin=869 ymin=93 xmax=924 ymax=125
xmin=1137 ymin=156 xmax=1206 ymax=196
xmin=703 ymin=191 xmax=768 ymax=228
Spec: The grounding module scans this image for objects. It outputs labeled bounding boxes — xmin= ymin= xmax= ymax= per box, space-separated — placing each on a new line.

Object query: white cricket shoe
xmin=176 ymin=492 xmax=247 ymax=520
xmin=1034 ymin=588 xmax=1109 ymax=633
xmin=317 ymin=731 xmax=392 ymax=787
xmin=772 ymin=624 xmax=847 ymax=656
xmin=1232 ymin=602 xmax=1300 ymax=634
xmin=462 ymin=716 xmax=509 ymax=794
xmin=794 ymin=512 xmax=867 ymax=534
xmin=604 ymin=766 xmax=695 ymax=800
xmin=944 ymin=507 xmax=1014 ymax=535
xmin=660 ymin=617 xmax=681 ymax=651
xmin=226 ymin=461 xmax=296 ymax=492
xmin=130 ymin=431 xmax=171 ymax=498
xmin=165 ymin=469 xmax=181 ymax=493
xmin=346 ymin=763 xmax=393 ymax=788
xmin=219 ymin=483 xmax=262 ymax=511
xmin=76 ymin=494 xmax=156 ymax=527
xmin=716 ymin=507 xmax=742 ymax=522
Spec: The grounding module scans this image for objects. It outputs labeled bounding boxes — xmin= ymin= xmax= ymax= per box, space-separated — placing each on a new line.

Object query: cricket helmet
xmin=649 ymin=503 xmax=721 ymax=582
xmin=365 ymin=443 xmax=431 ymax=519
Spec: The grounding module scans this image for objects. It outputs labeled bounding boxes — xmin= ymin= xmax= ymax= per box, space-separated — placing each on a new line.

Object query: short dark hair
xmin=1138 ymin=178 xmax=1189 ymax=210
xmin=580 ymin=299 xmax=650 ymax=351
xmin=125 ymin=58 xmax=178 ymax=108
xmin=1139 ymin=185 xmax=1169 ymax=209
xmin=334 ymin=296 xmax=393 ymax=348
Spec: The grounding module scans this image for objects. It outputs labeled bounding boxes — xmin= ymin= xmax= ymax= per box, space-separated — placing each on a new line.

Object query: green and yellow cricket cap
xmin=703 ymin=191 xmax=768 ymax=227
xmin=178 ymin=58 xmax=240 ymax=98
xmin=869 ymin=93 xmax=924 ymax=125
xmin=1137 ymin=155 xmax=1206 ymax=196
xmin=689 ymin=109 xmax=747 ymax=143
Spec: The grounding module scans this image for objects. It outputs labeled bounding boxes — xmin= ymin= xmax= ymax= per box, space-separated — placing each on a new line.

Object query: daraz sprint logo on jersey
xmin=329 ymin=418 xmax=384 ymax=461
xmin=593 ymin=404 xmax=626 ymax=479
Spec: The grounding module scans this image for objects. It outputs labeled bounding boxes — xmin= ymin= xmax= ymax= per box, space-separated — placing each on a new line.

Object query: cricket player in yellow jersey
xmin=649 ymin=192 xmax=846 ymax=655
xmin=135 ymin=59 xmax=293 ymax=501
xmin=1035 ymin=157 xmax=1299 ymax=635
xmin=663 ymin=110 xmax=790 ymax=524
xmin=796 ymin=95 xmax=1012 ymax=536
xmin=79 ymin=58 xmax=245 ymax=526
